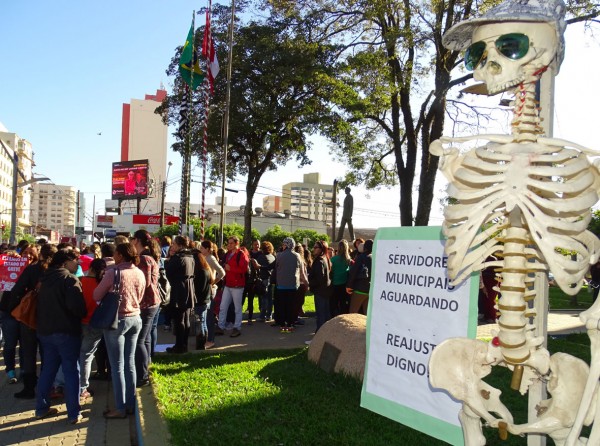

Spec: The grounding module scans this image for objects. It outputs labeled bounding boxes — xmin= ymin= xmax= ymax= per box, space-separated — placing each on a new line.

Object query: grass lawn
xmin=151 ymin=334 xmax=593 ymax=445
xmin=549 ymin=285 xmax=594 ymax=310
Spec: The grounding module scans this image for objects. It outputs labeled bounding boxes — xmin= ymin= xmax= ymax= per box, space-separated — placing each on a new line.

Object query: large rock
xmin=307 ymin=313 xmax=367 ymax=381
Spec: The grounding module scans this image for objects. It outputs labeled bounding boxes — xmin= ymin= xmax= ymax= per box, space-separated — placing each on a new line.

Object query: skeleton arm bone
xmin=537 ymin=137 xmax=600 ymax=158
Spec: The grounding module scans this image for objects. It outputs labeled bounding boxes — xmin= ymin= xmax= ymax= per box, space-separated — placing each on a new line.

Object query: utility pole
xmin=160 ymin=180 xmax=167 ymax=227
xmin=9 ymin=151 xmax=18 ymax=245
xmin=331 ymin=180 xmax=338 ymax=242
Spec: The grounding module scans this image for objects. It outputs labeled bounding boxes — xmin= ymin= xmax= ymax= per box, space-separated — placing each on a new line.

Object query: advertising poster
xmin=111 ymin=159 xmax=149 ymax=200
xmin=0 ymin=255 xmax=29 ymax=291
xmin=361 ymin=227 xmax=478 ymax=446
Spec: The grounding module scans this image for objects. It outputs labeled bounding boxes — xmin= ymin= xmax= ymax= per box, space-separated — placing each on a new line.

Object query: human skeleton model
xmin=427 ymin=0 xmax=600 ymax=444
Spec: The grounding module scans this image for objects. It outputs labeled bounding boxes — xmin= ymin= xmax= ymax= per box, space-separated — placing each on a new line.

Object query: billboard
xmin=112 ymin=159 xmax=149 ymax=200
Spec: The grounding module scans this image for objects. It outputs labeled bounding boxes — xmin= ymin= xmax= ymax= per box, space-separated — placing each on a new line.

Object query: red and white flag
xmin=202 ymin=10 xmax=219 ymax=94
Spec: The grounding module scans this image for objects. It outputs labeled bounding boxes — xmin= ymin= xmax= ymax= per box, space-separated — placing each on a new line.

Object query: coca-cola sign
xmin=132 ymin=215 xmax=179 ymax=225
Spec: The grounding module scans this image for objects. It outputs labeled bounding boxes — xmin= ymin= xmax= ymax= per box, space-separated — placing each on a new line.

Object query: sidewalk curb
xmin=136 ymin=384 xmax=171 ymax=446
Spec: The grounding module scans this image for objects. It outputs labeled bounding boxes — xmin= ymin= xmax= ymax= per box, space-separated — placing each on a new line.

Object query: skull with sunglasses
xmin=467 ymin=22 xmax=557 ymax=94
xmin=443 ymin=0 xmax=566 ymax=95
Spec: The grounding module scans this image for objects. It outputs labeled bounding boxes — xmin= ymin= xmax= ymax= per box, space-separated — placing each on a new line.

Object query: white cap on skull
xmin=443 ymin=0 xmax=566 ymax=73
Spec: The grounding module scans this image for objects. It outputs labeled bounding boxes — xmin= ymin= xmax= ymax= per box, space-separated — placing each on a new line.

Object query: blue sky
xmin=2 ymin=2 xmax=599 ymax=229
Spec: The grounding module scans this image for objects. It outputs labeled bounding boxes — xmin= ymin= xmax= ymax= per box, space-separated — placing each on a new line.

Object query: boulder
xmin=307 ymin=313 xmax=367 ymax=380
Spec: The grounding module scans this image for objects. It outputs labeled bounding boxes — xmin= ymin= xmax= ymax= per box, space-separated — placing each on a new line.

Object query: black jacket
xmin=36 ymin=267 xmax=86 ymax=336
xmin=308 ymin=256 xmax=331 ymax=296
xmin=165 ymin=250 xmax=196 ymax=309
xmin=347 ymin=253 xmax=372 ymax=294
xmin=192 ymin=250 xmax=212 ymax=306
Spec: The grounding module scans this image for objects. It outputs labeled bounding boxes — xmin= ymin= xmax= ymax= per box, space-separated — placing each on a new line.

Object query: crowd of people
xmin=0 ymin=233 xmax=373 ymax=424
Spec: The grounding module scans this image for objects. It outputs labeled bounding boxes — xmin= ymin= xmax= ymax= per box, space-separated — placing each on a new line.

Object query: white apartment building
xmin=281 ymin=173 xmax=334 ymax=221
xmin=31 ymin=184 xmax=77 ymax=237
xmin=0 ymin=125 xmax=34 ymax=233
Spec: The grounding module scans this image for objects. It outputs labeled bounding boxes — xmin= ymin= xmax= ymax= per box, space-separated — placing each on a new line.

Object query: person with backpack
xmin=164 ymin=236 xmax=196 ymax=353
xmin=215 ymin=236 xmax=248 ymax=338
xmin=346 ymin=239 xmax=373 ymax=315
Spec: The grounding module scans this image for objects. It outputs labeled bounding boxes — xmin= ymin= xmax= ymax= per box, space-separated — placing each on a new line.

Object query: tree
xmin=157 ymin=6 xmax=339 ymax=244
xmin=268 ymin=0 xmax=600 ymax=226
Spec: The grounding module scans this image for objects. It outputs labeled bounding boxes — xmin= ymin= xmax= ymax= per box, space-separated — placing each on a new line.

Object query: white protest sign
xmin=361 ymin=227 xmax=478 ymax=446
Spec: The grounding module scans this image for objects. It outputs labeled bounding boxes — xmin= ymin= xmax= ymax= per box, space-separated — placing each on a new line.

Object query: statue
xmin=337 ymin=186 xmax=354 ymax=242
xmin=427 ymin=0 xmax=600 ymax=444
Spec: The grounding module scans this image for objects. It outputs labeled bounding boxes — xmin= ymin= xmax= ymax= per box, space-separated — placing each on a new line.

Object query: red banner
xmin=0 ymin=255 xmax=29 ymax=291
xmin=132 ymin=215 xmax=179 ymax=226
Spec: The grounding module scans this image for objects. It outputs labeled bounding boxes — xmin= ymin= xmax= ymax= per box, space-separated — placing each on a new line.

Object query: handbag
xmin=158 ymin=268 xmax=171 ymax=307
xmin=90 ymin=269 xmax=122 ymax=330
xmin=11 ymin=282 xmax=41 ymax=329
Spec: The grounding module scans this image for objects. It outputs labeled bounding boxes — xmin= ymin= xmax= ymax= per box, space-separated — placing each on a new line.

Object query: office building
xmin=281 ymin=173 xmax=334 ymax=221
xmin=0 ymin=125 xmax=35 ymax=233
xmin=31 ymin=183 xmax=77 ymax=237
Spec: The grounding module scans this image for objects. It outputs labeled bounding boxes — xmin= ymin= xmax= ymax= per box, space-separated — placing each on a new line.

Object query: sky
xmin=2 ymin=2 xmax=600 ymax=231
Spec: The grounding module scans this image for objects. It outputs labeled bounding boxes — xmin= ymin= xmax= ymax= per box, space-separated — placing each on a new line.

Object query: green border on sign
xmin=361 ymin=226 xmax=479 ymax=446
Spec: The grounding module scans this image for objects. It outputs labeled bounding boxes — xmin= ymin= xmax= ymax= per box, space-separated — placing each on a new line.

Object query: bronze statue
xmin=337 ymin=187 xmax=354 ymax=241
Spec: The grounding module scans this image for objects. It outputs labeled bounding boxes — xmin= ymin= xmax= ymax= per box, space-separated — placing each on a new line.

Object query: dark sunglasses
xmin=464 ymin=33 xmax=529 ymax=71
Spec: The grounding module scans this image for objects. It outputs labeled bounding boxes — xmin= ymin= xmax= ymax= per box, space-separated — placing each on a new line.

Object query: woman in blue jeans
xmin=35 ymin=249 xmax=87 ymax=424
xmin=93 ymin=242 xmax=145 ymax=419
xmin=131 ymin=230 xmax=161 ymax=387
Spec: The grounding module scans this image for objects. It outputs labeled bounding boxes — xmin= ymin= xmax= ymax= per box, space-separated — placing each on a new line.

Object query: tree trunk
xmin=243 ymin=179 xmax=259 ymax=246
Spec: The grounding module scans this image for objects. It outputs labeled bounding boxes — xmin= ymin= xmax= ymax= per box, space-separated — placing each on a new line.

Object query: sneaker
xmin=230 ymin=328 xmax=241 ymax=337
xmin=304 ymin=340 xmax=312 ymax=345
xmin=7 ymin=370 xmax=17 ymax=384
xmin=80 ymin=389 xmax=93 ymax=400
xmin=204 ymin=341 xmax=215 ymax=349
xmin=69 ymin=414 xmax=83 ymax=424
xmin=214 ymin=326 xmax=225 ymax=335
xmin=36 ymin=407 xmax=58 ymax=419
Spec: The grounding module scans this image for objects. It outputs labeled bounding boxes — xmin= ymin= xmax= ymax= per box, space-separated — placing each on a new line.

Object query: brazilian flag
xmin=179 ymin=22 xmax=205 ymax=90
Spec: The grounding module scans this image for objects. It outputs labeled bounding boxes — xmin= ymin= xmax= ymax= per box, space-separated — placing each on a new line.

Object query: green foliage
xmin=261 ymin=225 xmax=291 ymax=249
xmin=153 ymin=223 xmax=179 ymax=239
xmin=588 ymin=209 xmax=600 ymax=236
xmin=291 ymin=228 xmax=329 ymax=247
xmin=157 ymin=8 xmax=340 ymax=244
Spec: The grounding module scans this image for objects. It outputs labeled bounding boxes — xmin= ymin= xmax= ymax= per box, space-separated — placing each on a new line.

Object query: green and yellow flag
xmin=179 ymin=22 xmax=204 ymax=90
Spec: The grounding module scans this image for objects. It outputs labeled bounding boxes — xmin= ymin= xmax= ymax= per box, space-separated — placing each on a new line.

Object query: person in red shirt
xmin=78 ymin=258 xmax=107 ymax=399
xmin=215 ymin=237 xmax=248 ymax=338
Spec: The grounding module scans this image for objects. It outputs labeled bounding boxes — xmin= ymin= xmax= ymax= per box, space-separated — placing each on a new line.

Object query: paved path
xmin=0 ymin=311 xmax=588 ymax=445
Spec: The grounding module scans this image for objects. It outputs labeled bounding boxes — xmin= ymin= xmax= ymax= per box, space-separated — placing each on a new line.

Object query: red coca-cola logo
xmin=132 ymin=215 xmax=180 ymax=225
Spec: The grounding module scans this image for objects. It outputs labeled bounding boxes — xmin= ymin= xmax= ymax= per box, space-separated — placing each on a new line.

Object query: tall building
xmin=0 ymin=125 xmax=35 ymax=233
xmin=120 ymin=89 xmax=168 ymax=213
xmin=281 ymin=173 xmax=334 ymax=221
xmin=263 ymin=195 xmax=282 ymax=212
xmin=31 ymin=184 xmax=77 ymax=236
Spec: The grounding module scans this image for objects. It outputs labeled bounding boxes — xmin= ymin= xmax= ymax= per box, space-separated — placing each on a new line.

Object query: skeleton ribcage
xmin=444 ymin=142 xmax=599 ymax=295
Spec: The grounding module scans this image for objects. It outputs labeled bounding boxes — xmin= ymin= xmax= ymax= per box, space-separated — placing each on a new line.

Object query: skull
xmin=471 ymin=22 xmax=558 ymax=95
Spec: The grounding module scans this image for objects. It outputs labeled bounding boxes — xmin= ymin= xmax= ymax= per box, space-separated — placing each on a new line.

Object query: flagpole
xmin=218 ymin=0 xmax=234 ymax=248
xmin=179 ymin=11 xmax=196 ymax=235
xmin=200 ymin=0 xmax=213 ymax=240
